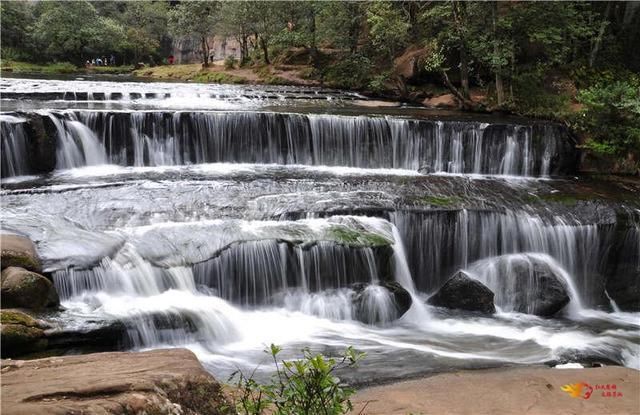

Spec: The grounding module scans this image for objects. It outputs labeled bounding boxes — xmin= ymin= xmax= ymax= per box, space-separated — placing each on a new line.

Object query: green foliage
xmin=366 ymin=2 xmax=410 ymax=61
xmin=232 ymin=344 xmax=365 ymax=415
xmin=573 ymin=79 xmax=640 ymax=157
xmin=511 ymin=69 xmax=572 ymax=118
xmin=324 ymin=54 xmax=372 ymax=89
xmin=224 ymin=55 xmax=238 ymax=70
xmin=1 ymin=60 xmax=78 ymax=74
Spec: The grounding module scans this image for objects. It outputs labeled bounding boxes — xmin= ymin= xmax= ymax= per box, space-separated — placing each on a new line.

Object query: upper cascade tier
xmin=1 ymin=110 xmax=577 ymax=177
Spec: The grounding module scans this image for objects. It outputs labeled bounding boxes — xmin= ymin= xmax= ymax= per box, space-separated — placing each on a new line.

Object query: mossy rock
xmin=1 ymin=267 xmax=58 ymax=310
xmin=1 ymin=323 xmax=47 ymax=358
xmin=0 ymin=309 xmax=42 ymax=328
xmin=326 ymin=225 xmax=392 ymax=248
xmin=1 ymin=234 xmax=42 ymax=272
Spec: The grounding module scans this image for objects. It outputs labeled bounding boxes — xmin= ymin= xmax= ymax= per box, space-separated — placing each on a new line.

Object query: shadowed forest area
xmin=2 ymin=0 xmax=639 ymax=171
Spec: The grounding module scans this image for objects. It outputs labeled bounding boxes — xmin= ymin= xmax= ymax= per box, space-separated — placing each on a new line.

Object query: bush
xmin=324 ymin=54 xmax=373 ymax=90
xmin=224 ymin=55 xmax=237 ymax=70
xmin=573 ymin=79 xmax=640 ymax=158
xmin=231 ymin=344 xmax=365 ymax=415
xmin=511 ymin=69 xmax=572 ymax=119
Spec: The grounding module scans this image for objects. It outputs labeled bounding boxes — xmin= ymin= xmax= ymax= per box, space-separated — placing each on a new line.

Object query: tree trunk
xmin=260 ymin=37 xmax=270 ymax=64
xmin=441 ymin=69 xmax=482 ymax=111
xmin=492 ymin=2 xmax=504 ymax=106
xmin=201 ymin=36 xmax=209 ymax=68
xmin=589 ymin=2 xmax=612 ymax=68
xmin=460 ymin=47 xmax=470 ymax=99
xmin=495 ymin=72 xmax=504 ymax=106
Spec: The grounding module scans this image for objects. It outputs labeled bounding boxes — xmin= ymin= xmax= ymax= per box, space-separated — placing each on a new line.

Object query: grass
xmin=1 ymin=60 xmax=77 ymax=74
xmin=0 ymin=60 xmax=133 ymax=75
xmin=133 ymin=63 xmax=247 ymax=84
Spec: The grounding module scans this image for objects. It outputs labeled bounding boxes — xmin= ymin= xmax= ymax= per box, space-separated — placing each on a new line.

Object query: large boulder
xmin=605 ymin=224 xmax=640 ymax=311
xmin=1 ymin=267 xmax=59 ymax=310
xmin=0 ymin=348 xmax=230 ymax=415
xmin=352 ymin=281 xmax=412 ymax=324
xmin=393 ymin=45 xmax=430 ymax=82
xmin=0 ymin=310 xmax=48 ymax=358
xmin=0 ymin=234 xmax=42 ymax=273
xmin=427 ymin=272 xmax=496 ymax=314
xmin=471 ymin=254 xmax=571 ymax=317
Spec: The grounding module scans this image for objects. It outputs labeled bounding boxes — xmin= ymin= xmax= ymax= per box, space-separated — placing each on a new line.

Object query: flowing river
xmin=1 ymin=77 xmax=638 ymax=384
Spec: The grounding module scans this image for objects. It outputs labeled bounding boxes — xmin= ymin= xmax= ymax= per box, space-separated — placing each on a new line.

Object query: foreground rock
xmin=349 ymin=366 xmax=639 ymax=415
xmin=1 ymin=267 xmax=59 ymax=310
xmin=427 ymin=272 xmax=496 ymax=314
xmin=1 ymin=349 xmax=230 ymax=415
xmin=0 ymin=234 xmax=42 ymax=273
xmin=352 ymin=282 xmax=412 ymax=324
xmin=0 ymin=310 xmax=48 ymax=358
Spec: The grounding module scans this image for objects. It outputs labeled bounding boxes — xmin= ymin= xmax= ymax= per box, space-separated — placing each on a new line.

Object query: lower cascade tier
xmin=1 ymin=110 xmax=577 ymax=177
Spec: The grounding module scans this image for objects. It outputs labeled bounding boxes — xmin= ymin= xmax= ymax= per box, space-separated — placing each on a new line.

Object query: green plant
xmin=573 ymin=79 xmax=640 ymax=157
xmin=231 ymin=344 xmax=365 ymax=415
xmin=224 ymin=55 xmax=238 ymax=70
xmin=324 ymin=54 xmax=372 ymax=89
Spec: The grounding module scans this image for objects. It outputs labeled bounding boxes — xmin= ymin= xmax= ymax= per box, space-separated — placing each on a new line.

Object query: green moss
xmin=0 ymin=310 xmax=39 ymax=327
xmin=327 ymin=226 xmax=391 ymax=247
xmin=539 ymin=193 xmax=583 ymax=206
xmin=1 ymin=253 xmax=41 ymax=272
xmin=413 ymin=195 xmax=461 ymax=207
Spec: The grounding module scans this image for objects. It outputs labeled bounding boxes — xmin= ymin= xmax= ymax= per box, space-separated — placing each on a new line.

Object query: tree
xmin=32 ymin=1 xmax=125 ymax=64
xmin=169 ymin=2 xmax=219 ymax=67
xmin=0 ymin=1 xmax=36 ymax=60
xmin=366 ymin=2 xmax=410 ymax=62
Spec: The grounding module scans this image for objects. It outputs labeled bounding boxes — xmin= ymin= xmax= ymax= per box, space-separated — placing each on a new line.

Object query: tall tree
xmin=169 ymin=2 xmax=219 ymax=67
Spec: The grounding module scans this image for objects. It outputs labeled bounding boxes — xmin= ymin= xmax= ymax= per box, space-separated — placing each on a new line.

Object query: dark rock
xmin=45 ymin=320 xmax=128 ymax=352
xmin=1 ymin=267 xmax=58 ymax=310
xmin=0 ymin=234 xmax=42 ymax=272
xmin=352 ymin=281 xmax=412 ymax=324
xmin=428 ymin=272 xmax=496 ymax=314
xmin=23 ymin=113 xmax=57 ymax=174
xmin=491 ymin=256 xmax=571 ymax=316
xmin=605 ymin=223 xmax=640 ymax=311
xmin=0 ymin=310 xmax=48 ymax=358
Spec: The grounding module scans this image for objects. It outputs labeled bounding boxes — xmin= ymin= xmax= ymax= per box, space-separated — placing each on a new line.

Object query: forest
xmin=2 ymin=0 xmax=639 ymax=171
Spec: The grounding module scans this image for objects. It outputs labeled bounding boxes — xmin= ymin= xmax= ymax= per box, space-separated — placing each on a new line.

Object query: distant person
xmin=96 ymin=57 xmax=102 ymax=66
xmin=103 ymin=56 xmax=108 ymax=66
xmin=85 ymin=60 xmax=91 ymax=67
xmin=110 ymin=55 xmax=115 ymax=66
xmin=168 ymin=55 xmax=175 ymax=65
xmin=91 ymin=58 xmax=96 ymax=65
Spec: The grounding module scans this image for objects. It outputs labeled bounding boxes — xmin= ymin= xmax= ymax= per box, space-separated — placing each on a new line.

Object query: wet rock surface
xmin=1 ymin=267 xmax=58 ymax=310
xmin=352 ymin=281 xmax=413 ymax=324
xmin=427 ymin=272 xmax=496 ymax=314
xmin=0 ymin=348 xmax=229 ymax=415
xmin=0 ymin=310 xmax=48 ymax=358
xmin=0 ymin=234 xmax=42 ymax=273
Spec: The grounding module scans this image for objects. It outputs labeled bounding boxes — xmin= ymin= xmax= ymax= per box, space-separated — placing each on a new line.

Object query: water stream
xmin=1 ymin=77 xmax=638 ymax=384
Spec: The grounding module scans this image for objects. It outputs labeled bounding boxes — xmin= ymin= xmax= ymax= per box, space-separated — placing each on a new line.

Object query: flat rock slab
xmin=349 ymin=366 xmax=639 ymax=415
xmin=1 ymin=348 xmax=228 ymax=415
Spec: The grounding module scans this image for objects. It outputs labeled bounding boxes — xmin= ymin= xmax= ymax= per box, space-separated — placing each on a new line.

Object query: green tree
xmin=32 ymin=1 xmax=125 ymax=64
xmin=169 ymin=1 xmax=220 ymax=67
xmin=366 ymin=2 xmax=410 ymax=62
xmin=0 ymin=1 xmax=36 ymax=60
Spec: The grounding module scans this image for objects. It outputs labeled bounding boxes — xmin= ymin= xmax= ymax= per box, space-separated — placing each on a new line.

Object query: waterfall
xmin=46 ymin=112 xmax=107 ymax=169
xmin=0 ymin=115 xmax=30 ymax=177
xmin=391 ymin=210 xmax=611 ymax=307
xmin=0 ymin=110 xmax=563 ymax=176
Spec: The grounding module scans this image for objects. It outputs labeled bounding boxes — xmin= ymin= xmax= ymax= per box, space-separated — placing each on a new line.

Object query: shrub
xmin=224 ymin=55 xmax=237 ymax=70
xmin=231 ymin=344 xmax=365 ymax=415
xmin=573 ymin=79 xmax=640 ymax=158
xmin=324 ymin=54 xmax=372 ymax=90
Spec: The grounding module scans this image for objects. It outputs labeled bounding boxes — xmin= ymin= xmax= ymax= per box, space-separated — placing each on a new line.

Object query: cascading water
xmin=1 ymin=109 xmax=576 ymax=176
xmin=0 ymin=115 xmax=30 ymax=177
xmin=1 ymin=78 xmax=637 ymax=382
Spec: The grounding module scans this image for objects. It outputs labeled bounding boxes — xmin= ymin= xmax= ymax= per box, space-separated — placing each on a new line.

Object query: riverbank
xmin=0 ymin=60 xmax=134 ymax=75
xmin=349 ymin=365 xmax=640 ymax=415
xmin=3 ymin=349 xmax=637 ymax=415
